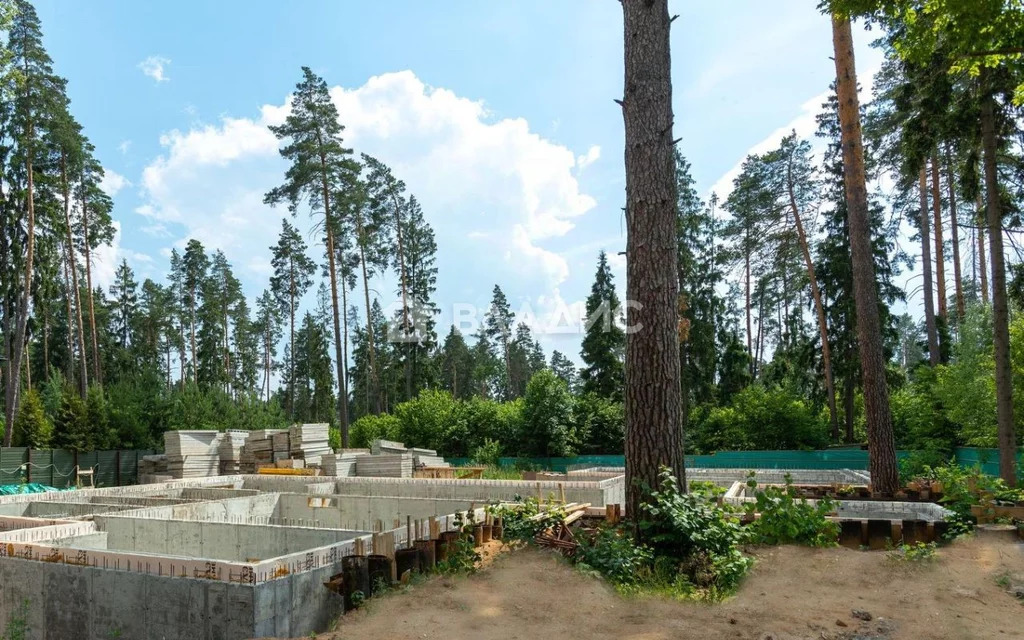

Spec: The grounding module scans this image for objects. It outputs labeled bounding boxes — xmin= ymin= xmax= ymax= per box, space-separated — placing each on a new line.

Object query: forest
xmin=0 ymin=0 xmax=1021 ymax=486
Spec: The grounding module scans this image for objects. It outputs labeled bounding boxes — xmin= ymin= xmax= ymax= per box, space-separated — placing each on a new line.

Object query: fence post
xmin=25 ymin=448 xmax=31 ymax=483
xmin=116 ymin=450 xmax=122 ymax=486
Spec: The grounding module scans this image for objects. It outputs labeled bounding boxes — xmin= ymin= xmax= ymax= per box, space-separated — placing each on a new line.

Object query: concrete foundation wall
xmin=0 ymin=555 xmax=258 ymax=640
xmin=329 ymin=476 xmax=616 ymax=505
xmin=94 ymin=516 xmax=364 ymax=561
xmin=274 ymin=493 xmax=478 ymax=530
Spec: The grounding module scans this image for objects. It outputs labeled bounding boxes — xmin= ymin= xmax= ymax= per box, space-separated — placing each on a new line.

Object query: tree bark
xmin=980 ymin=71 xmax=1016 ymax=486
xmin=930 ymin=153 xmax=947 ymax=321
xmin=787 ymin=167 xmax=839 ymax=440
xmin=325 ymin=217 xmax=349 ymax=447
xmin=61 ymin=151 xmax=88 ymax=397
xmin=831 ymin=14 xmax=898 ymax=495
xmin=386 ymin=186 xmax=413 ymax=401
xmin=944 ymin=146 xmax=965 ymax=319
xmin=621 ymin=0 xmax=686 ymax=520
xmin=80 ymin=173 xmax=102 ymax=386
xmin=744 ymin=234 xmax=753 ymax=375
xmin=919 ymin=168 xmax=940 ymax=366
xmin=4 ymin=119 xmax=36 ymax=446
xmin=977 ymin=191 xmax=989 ymax=305
xmin=289 ymin=262 xmax=296 ymax=417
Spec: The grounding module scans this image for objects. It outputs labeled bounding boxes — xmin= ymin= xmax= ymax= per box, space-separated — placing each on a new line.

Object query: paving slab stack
xmin=356 ymin=452 xmax=414 ymax=477
xmin=218 ymin=430 xmax=250 ymax=475
xmin=289 ymin=423 xmax=333 ymax=466
xmin=409 ymin=447 xmax=450 ymax=469
xmin=272 ymin=432 xmax=291 ymax=463
xmin=241 ymin=429 xmax=286 ymax=473
xmin=370 ymin=439 xmax=409 ymax=455
xmin=321 ymin=450 xmax=369 ymax=477
xmin=164 ymin=431 xmax=223 ymax=478
xmin=137 ymin=454 xmax=170 ymax=483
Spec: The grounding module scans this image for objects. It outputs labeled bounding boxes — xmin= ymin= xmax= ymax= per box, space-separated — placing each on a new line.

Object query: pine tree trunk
xmin=4 ymin=121 xmax=36 ymax=447
xmin=977 ymin=191 xmax=989 ymax=306
xmin=930 ymin=153 xmax=947 ymax=321
xmin=325 ymin=225 xmax=349 ymax=446
xmin=831 ymin=14 xmax=898 ymax=495
xmin=944 ymin=146 xmax=965 ymax=319
xmin=80 ymin=175 xmax=101 ymax=386
xmin=980 ymin=71 xmax=1016 ymax=486
xmin=354 ymin=209 xmax=380 ymax=414
xmin=387 ymin=187 xmax=414 ymax=401
xmin=341 ymin=276 xmax=350 ymax=427
xmin=61 ymin=152 xmax=88 ymax=397
xmin=621 ymin=0 xmax=686 ymax=521
xmin=289 ymin=263 xmax=296 ymax=418
xmin=189 ymin=290 xmax=197 ymax=384
xmin=787 ymin=172 xmax=838 ymax=440
xmin=744 ymin=236 xmax=752 ymax=374
xmin=61 ymin=245 xmax=75 ymax=385
xmin=919 ymin=168 xmax=940 ymax=366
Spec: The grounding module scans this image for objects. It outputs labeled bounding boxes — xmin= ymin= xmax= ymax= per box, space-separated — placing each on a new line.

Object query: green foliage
xmin=573 ymin=393 xmax=624 ymax=455
xmin=488 ymin=498 xmax=566 ymax=542
xmin=52 ymin=388 xmax=91 ymax=452
xmin=393 ymin=389 xmax=463 ymax=454
xmin=689 ymin=385 xmax=828 ymax=453
xmin=639 ymin=468 xmax=753 ymax=597
xmin=470 ymin=438 xmax=502 ymax=467
xmin=1 ymin=599 xmax=28 ymax=640
xmin=349 ymin=413 xmax=401 ymax=449
xmin=886 ymin=541 xmax=937 ymax=564
xmin=521 ymin=369 xmax=576 ymax=457
xmin=742 ymin=473 xmax=839 ymax=547
xmin=436 ymin=511 xmax=481 ymax=574
xmin=13 ymin=388 xmax=51 ymax=448
xmin=576 ymin=526 xmax=653 ymax=586
xmin=579 ymin=251 xmax=624 ymax=401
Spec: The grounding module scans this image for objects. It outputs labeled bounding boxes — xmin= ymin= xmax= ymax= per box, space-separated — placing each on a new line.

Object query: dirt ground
xmin=308 ymin=538 xmax=1024 ymax=640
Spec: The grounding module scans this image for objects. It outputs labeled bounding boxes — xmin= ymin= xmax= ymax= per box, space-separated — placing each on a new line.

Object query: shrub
xmin=576 ymin=526 xmax=653 ymax=585
xmin=639 ymin=468 xmax=753 ymax=597
xmin=394 ymin=389 xmax=464 ymax=453
xmin=688 ymin=385 xmax=827 ymax=453
xmin=742 ymin=473 xmax=838 ymax=547
xmin=470 ymin=438 xmax=502 ymax=466
xmin=573 ymin=393 xmax=624 ymax=454
xmin=349 ymin=414 xmax=402 ymax=448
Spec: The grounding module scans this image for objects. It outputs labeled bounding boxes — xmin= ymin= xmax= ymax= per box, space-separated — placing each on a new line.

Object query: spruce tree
xmin=579 ymin=251 xmax=624 ymax=400
xmin=483 ymin=284 xmax=515 ymax=399
xmin=438 ymin=325 xmax=474 ymax=399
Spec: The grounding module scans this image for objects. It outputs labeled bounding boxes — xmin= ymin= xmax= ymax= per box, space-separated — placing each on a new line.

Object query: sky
xmin=34 ymin=0 xmax=891 ymax=365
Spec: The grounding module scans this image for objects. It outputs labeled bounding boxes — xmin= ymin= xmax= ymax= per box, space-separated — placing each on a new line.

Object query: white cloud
xmin=135 ymin=70 xmax=597 ymax=310
xmin=576 ymin=145 xmax=601 ymax=173
xmin=118 ymin=140 xmax=132 ymax=154
xmin=99 ymin=169 xmax=130 ymax=197
xmin=92 ymin=221 xmax=154 ymax=290
xmin=138 ymin=56 xmax=171 ymax=83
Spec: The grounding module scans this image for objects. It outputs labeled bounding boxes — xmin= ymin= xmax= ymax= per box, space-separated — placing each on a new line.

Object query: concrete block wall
xmin=274 ymin=493 xmax=481 ymax=530
xmin=330 ymin=476 xmax=615 ymax=505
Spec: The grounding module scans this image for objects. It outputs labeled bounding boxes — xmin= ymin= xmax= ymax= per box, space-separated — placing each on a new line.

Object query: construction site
xmin=0 ymin=429 xmax=984 ymax=640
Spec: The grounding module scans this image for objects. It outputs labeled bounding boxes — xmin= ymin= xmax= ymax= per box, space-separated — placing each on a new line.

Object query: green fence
xmin=0 ymin=448 xmax=158 ymax=488
xmin=449 ymin=447 xmax=1022 ymax=475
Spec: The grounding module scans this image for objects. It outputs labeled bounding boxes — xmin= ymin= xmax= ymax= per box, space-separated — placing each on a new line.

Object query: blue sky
xmin=35 ymin=1 xmax=887 ymax=363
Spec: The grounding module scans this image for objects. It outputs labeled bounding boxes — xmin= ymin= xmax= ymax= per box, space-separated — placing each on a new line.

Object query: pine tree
xmin=579 ymin=251 xmax=624 ymax=400
xmin=438 ymin=325 xmax=474 ymax=399
xmin=396 ymin=196 xmax=438 ymax=398
xmin=180 ymin=239 xmax=209 ymax=384
xmin=270 ymin=218 xmax=315 ymax=415
xmin=253 ymin=289 xmax=282 ymax=402
xmin=549 ymin=350 xmax=579 ymax=392
xmin=265 ymin=66 xmax=359 ymax=445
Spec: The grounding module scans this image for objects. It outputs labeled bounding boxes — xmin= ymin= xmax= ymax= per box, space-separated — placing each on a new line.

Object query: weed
xmin=886 ymin=541 xmax=937 ymax=563
xmin=1 ymin=600 xmax=29 ymax=640
xmin=742 ymin=473 xmax=839 ymax=547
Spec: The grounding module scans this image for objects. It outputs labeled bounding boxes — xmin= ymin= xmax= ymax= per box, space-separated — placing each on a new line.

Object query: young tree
xmin=829 ymin=12 xmax=899 ymax=494
xmin=620 ymin=0 xmax=686 ymax=516
xmin=270 ymin=218 xmax=315 ymax=415
xmin=579 ymin=251 xmax=625 ymax=400
xmin=265 ymin=66 xmax=359 ymax=445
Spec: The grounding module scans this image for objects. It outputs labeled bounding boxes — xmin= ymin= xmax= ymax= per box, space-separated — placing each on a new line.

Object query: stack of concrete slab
xmin=356 ymin=453 xmax=413 ymax=478
xmin=137 ymin=454 xmax=169 ymax=482
xmin=272 ymin=432 xmax=291 ymax=462
xmin=218 ymin=430 xmax=250 ymax=475
xmin=370 ymin=439 xmax=408 ymax=455
xmin=409 ymin=447 xmax=449 ymax=469
xmin=241 ymin=429 xmax=287 ymax=473
xmin=289 ymin=423 xmax=332 ymax=465
xmin=164 ymin=431 xmax=223 ymax=478
xmin=321 ymin=450 xmax=368 ymax=477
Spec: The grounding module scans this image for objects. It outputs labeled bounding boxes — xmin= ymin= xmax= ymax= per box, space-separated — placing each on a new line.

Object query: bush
xmin=573 ymin=393 xmax=624 ymax=454
xmin=689 ymin=386 xmax=828 ymax=453
xmin=639 ymin=468 xmax=753 ymax=597
xmin=470 ymin=438 xmax=502 ymax=466
xmin=521 ymin=370 xmax=576 ymax=457
xmin=393 ymin=389 xmax=464 ymax=454
xmin=576 ymin=526 xmax=653 ymax=585
xmin=742 ymin=473 xmax=838 ymax=547
xmin=349 ymin=413 xmax=402 ymax=448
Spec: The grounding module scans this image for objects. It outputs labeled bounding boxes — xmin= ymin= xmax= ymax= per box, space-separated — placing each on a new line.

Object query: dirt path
xmin=310 ymin=538 xmax=1024 ymax=640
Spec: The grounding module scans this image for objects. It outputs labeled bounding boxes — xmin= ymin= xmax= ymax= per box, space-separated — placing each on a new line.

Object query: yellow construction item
xmin=257 ymin=467 xmax=320 ymax=476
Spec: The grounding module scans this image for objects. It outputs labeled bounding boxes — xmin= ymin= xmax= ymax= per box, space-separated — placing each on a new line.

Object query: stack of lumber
xmin=241 ymin=429 xmax=287 ymax=473
xmin=289 ymin=423 xmax=332 ymax=465
xmin=532 ymin=502 xmax=591 ymax=557
xmin=272 ymin=432 xmax=291 ymax=462
xmin=321 ymin=450 xmax=368 ymax=477
xmin=218 ymin=430 xmax=250 ymax=475
xmin=164 ymin=431 xmax=223 ymax=478
xmin=356 ymin=453 xmax=413 ymax=478
xmin=275 ymin=458 xmax=305 ymax=469
xmin=409 ymin=447 xmax=449 ymax=469
xmin=371 ymin=439 xmax=408 ymax=455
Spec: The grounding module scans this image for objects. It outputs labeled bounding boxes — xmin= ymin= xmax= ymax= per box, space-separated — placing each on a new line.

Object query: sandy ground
xmin=308 ymin=538 xmax=1024 ymax=640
